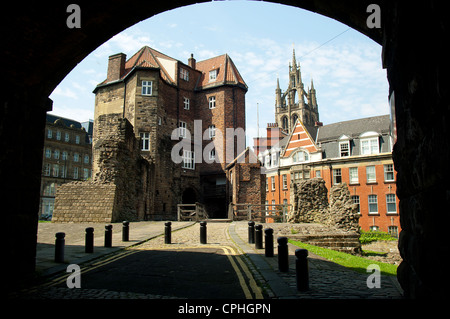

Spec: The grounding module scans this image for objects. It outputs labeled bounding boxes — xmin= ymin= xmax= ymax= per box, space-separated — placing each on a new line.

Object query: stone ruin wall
xmin=53 ymin=114 xmax=151 ymax=223
xmin=287 ymin=178 xmax=361 ymax=254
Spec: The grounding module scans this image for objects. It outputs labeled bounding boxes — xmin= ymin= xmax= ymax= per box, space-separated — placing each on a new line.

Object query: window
xmin=351 ymin=195 xmax=360 ymax=214
xmin=73 ymin=167 xmax=79 ymax=179
xmin=83 ymin=168 xmax=90 ymax=180
xmin=74 ymin=153 xmax=79 ymax=162
xmin=140 ymin=132 xmax=150 ymax=151
xmin=75 ymin=135 xmax=80 ymax=144
xmin=43 ymin=183 xmax=56 ymax=196
xmin=84 ymin=154 xmax=89 ymax=164
xmin=62 ymin=151 xmax=68 ymax=161
xmin=208 ymin=125 xmax=216 ymax=139
xmin=209 ymin=148 xmax=215 ymax=161
xmin=61 ymin=165 xmax=66 ymax=178
xmin=53 ymin=149 xmax=60 ymax=160
xmin=44 ymin=163 xmax=51 ymax=176
xmin=47 ymin=129 xmax=52 ymax=138
xmin=333 ymin=168 xmax=342 ymax=184
xmin=368 ymin=195 xmax=378 ymax=214
xmin=339 ymin=141 xmax=350 ymax=157
xmin=386 ymin=194 xmax=397 ymax=214
xmin=265 ymin=155 xmax=271 ymax=168
xmin=179 ymin=121 xmax=187 ymax=138
xmin=266 ymin=178 xmax=268 ymax=192
xmin=56 ymin=131 xmax=61 ymax=141
xmin=293 ymin=150 xmax=309 ymax=163
xmin=142 ymin=80 xmax=152 ymax=95
xmin=180 ymin=68 xmax=189 ymax=81
xmin=183 ymin=97 xmax=190 ymax=110
xmin=388 ymin=226 xmax=398 ymax=238
xmin=271 ymin=152 xmax=278 ymax=167
xmin=315 ymin=170 xmax=321 ymax=178
xmin=271 ymin=176 xmax=275 ymax=191
xmin=384 ymin=164 xmax=395 ymax=182
xmin=366 ymin=166 xmax=376 ymax=183
xmin=282 ymin=175 xmax=287 ymax=189
xmin=65 ymin=132 xmax=70 ymax=142
xmin=361 ymin=137 xmax=379 ymax=155
xmin=370 ymin=225 xmax=379 ymax=231
xmin=45 ymin=148 xmax=51 ymax=159
xmin=349 ymin=167 xmax=359 ymax=184
xmin=182 ymin=150 xmax=195 ymax=169
xmin=52 ymin=164 xmax=59 ymax=177
xmin=209 ymin=96 xmax=216 ymax=109
xmin=209 ymin=69 xmax=217 ymax=82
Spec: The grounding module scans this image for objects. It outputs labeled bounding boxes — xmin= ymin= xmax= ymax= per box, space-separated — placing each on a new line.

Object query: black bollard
xmin=277 ymin=237 xmax=289 ymax=272
xmin=264 ymin=228 xmax=274 ymax=257
xmin=200 ymin=221 xmax=207 ymax=244
xmin=295 ymin=249 xmax=309 ymax=291
xmin=122 ymin=221 xmax=129 ymax=242
xmin=165 ymin=222 xmax=172 ymax=244
xmin=248 ymin=221 xmax=255 ymax=244
xmin=85 ymin=227 xmax=94 ymax=253
xmin=255 ymin=224 xmax=263 ymax=249
xmin=55 ymin=232 xmax=65 ymax=263
xmin=104 ymin=224 xmax=113 ymax=247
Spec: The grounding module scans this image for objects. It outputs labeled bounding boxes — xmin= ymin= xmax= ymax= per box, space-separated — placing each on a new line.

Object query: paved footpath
xmin=9 ymin=221 xmax=403 ymax=299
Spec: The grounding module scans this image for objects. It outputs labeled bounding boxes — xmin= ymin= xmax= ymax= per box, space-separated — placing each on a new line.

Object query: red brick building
xmin=93 ymin=46 xmax=247 ymax=219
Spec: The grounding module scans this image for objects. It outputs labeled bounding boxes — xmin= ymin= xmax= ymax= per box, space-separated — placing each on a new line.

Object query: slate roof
xmin=316 ymin=115 xmax=391 ymax=142
xmin=46 ymin=114 xmax=82 ymax=129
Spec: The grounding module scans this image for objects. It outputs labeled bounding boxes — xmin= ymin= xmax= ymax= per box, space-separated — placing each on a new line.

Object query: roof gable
xmin=282 ymin=118 xmax=318 ymax=158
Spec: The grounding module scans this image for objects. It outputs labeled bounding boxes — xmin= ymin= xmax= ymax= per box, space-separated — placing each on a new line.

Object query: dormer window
xmin=338 ymin=135 xmax=350 ymax=157
xmin=293 ymin=150 xmax=309 ymax=163
xmin=360 ymin=131 xmax=380 ymax=155
xmin=209 ymin=69 xmax=218 ymax=82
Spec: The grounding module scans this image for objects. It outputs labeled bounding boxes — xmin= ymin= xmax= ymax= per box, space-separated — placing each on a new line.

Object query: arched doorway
xmin=3 ymin=1 xmax=450 ymax=298
xmin=182 ymin=187 xmax=197 ymax=204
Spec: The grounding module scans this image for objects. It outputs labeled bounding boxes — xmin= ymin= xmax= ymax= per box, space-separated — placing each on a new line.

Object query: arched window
xmin=281 ymin=116 xmax=288 ymax=130
xmin=292 ymin=114 xmax=298 ymax=126
xmin=293 ymin=150 xmax=309 ymax=163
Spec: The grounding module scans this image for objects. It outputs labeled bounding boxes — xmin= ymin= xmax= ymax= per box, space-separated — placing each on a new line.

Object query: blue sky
xmin=49 ymin=1 xmax=389 ymax=147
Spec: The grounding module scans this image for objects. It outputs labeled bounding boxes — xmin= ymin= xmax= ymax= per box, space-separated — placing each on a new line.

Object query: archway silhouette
xmin=3 ymin=1 xmax=449 ymax=299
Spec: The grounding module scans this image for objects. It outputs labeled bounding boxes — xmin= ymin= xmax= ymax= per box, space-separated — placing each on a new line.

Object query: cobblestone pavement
xmin=10 ymin=221 xmax=403 ymax=299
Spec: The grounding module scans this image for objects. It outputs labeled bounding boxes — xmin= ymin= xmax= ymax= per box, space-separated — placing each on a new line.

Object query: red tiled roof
xmin=195 ymin=54 xmax=247 ymax=90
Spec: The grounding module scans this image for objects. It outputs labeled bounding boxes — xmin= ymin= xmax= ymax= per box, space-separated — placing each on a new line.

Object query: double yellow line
xmin=32 ymin=245 xmax=263 ymax=299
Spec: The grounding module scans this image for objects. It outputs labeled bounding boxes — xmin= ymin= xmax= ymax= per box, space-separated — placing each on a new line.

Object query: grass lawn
xmin=289 ymin=239 xmax=398 ymax=276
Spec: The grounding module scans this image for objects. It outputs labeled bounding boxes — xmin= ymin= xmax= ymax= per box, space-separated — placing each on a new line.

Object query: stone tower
xmin=275 ymin=49 xmax=319 ymax=133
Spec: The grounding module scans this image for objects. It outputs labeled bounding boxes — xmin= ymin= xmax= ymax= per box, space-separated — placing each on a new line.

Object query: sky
xmin=49 ymin=1 xmax=389 ymax=147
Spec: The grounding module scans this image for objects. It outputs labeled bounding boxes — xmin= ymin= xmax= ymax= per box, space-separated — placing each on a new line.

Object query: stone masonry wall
xmin=288 ymin=178 xmax=360 ymax=233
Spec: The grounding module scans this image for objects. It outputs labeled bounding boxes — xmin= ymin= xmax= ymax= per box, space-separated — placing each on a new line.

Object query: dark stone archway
xmin=182 ymin=187 xmax=197 ymax=204
xmin=3 ymin=1 xmax=449 ymax=298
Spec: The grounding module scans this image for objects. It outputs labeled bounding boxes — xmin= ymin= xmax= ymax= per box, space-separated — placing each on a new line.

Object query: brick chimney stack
xmin=188 ymin=53 xmax=196 ymax=69
xmin=107 ymin=53 xmax=126 ymax=82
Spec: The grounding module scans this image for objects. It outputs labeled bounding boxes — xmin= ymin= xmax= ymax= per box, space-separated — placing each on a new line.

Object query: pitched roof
xmin=195 ymin=54 xmax=247 ymax=91
xmin=316 ymin=115 xmax=391 ymax=142
xmin=282 ymin=118 xmax=319 ymax=158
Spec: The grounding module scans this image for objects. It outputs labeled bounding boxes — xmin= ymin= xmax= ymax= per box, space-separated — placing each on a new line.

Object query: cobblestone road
xmin=10 ymin=221 xmax=403 ymax=300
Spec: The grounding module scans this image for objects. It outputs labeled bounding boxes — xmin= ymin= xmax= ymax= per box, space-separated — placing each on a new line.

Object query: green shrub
xmin=359 ymin=230 xmax=397 ymax=245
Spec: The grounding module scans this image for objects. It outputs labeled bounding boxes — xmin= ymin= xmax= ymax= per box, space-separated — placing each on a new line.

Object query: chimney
xmin=107 ymin=53 xmax=126 ymax=82
xmin=188 ymin=53 xmax=196 ymax=69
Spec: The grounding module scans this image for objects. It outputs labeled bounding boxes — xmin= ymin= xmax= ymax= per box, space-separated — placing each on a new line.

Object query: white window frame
xmin=179 ymin=121 xmax=187 ymax=138
xmin=366 ymin=166 xmax=376 ymax=183
xmin=361 ymin=136 xmax=379 ymax=155
xmin=209 ymin=96 xmax=216 ymax=109
xmin=349 ymin=167 xmax=359 ymax=184
xmin=384 ymin=164 xmax=395 ymax=182
xmin=209 ymin=69 xmax=217 ymax=82
xmin=293 ymin=150 xmax=309 ymax=163
xmin=208 ymin=125 xmax=216 ymax=139
xmin=271 ymin=152 xmax=278 ymax=167
xmin=386 ymin=194 xmax=397 ymax=214
xmin=368 ymin=194 xmax=378 ymax=214
xmin=333 ymin=168 xmax=342 ymax=184
xmin=351 ymin=195 xmax=360 ymax=214
xmin=140 ymin=132 xmax=150 ymax=151
xmin=182 ymin=150 xmax=195 ymax=170
xmin=209 ymin=148 xmax=215 ymax=161
xmin=183 ymin=97 xmax=190 ymax=110
xmin=282 ymin=174 xmax=288 ymax=189
xmin=142 ymin=80 xmax=153 ymax=96
xmin=180 ymin=68 xmax=189 ymax=81
xmin=339 ymin=141 xmax=350 ymax=157
xmin=271 ymin=176 xmax=275 ymax=191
